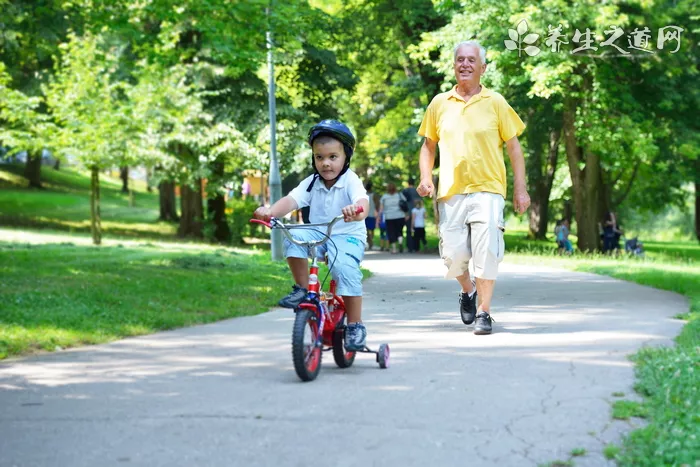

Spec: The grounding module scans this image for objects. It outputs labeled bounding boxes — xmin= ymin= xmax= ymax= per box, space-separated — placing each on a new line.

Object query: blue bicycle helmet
xmin=306 ymin=119 xmax=356 ymax=191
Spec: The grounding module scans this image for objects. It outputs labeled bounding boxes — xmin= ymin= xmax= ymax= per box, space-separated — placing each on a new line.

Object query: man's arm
xmin=417 ymin=137 xmax=437 ymax=197
xmin=506 ymin=136 xmax=530 ymax=214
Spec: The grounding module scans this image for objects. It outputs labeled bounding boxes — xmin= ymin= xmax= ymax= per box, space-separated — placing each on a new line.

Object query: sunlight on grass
xmin=0 ymin=170 xmax=27 ymax=188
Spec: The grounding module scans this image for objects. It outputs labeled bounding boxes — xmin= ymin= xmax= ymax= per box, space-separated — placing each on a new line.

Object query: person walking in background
xmin=416 ymin=40 xmax=529 ymax=335
xmin=411 ymin=199 xmax=427 ymax=252
xmin=364 ymin=181 xmax=380 ymax=250
xmin=379 ymin=182 xmax=407 ymax=254
xmin=378 ymin=211 xmax=388 ymax=251
xmin=402 ymin=177 xmax=420 ymax=252
xmin=602 ymin=211 xmax=623 ymax=254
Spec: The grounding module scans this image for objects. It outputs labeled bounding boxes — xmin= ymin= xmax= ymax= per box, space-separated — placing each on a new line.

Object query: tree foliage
xmin=0 ymin=0 xmax=697 ymax=242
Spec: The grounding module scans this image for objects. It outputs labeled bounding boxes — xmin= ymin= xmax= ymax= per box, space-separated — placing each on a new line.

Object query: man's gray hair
xmin=453 ymin=40 xmax=487 ymax=63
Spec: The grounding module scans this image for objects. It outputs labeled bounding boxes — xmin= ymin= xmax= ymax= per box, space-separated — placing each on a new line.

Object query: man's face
xmin=313 ymin=139 xmax=346 ymax=182
xmin=453 ymin=45 xmax=486 ymax=85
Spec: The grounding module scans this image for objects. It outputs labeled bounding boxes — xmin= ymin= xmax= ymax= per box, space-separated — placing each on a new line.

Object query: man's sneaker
xmin=474 ymin=311 xmax=493 ymax=335
xmin=345 ymin=322 xmax=367 ymax=351
xmin=278 ymin=284 xmax=308 ymax=309
xmin=459 ymin=288 xmax=478 ymax=325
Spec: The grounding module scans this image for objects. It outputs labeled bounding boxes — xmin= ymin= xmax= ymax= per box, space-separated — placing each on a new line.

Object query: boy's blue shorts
xmin=284 ymin=229 xmax=365 ymax=297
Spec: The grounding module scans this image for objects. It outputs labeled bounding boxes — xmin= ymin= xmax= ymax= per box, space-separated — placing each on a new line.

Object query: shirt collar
xmin=315 ymin=171 xmax=348 ymax=190
xmin=448 ymin=84 xmax=492 ymax=103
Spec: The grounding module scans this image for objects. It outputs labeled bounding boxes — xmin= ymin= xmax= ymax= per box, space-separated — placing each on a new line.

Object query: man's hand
xmin=417 ymin=177 xmax=434 ymax=197
xmin=253 ymin=206 xmax=273 ymax=221
xmin=513 ymin=188 xmax=530 ymax=215
xmin=342 ymin=204 xmax=362 ymax=222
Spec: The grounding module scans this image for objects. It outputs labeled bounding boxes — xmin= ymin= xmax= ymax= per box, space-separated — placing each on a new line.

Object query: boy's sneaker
xmin=278 ymin=284 xmax=307 ymax=309
xmin=459 ymin=288 xmax=478 ymax=325
xmin=473 ymin=311 xmax=493 ymax=335
xmin=345 ymin=322 xmax=367 ymax=351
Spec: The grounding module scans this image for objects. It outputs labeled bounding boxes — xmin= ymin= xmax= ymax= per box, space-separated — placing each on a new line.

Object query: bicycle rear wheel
xmin=292 ymin=308 xmax=322 ymax=381
xmin=332 ymin=324 xmax=356 ymax=368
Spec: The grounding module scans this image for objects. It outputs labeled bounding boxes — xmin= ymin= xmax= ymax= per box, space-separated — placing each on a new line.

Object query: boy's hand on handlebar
xmin=253 ymin=206 xmax=273 ymax=222
xmin=342 ymin=204 xmax=363 ymax=222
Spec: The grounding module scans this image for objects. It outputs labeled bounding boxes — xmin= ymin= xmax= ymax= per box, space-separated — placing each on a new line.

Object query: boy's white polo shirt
xmin=288 ymin=170 xmax=368 ymax=239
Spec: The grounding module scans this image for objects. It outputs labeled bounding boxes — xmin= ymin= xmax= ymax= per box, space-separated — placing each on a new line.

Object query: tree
xmin=0 ymin=0 xmax=83 ymax=187
xmin=45 ymin=33 xmax=133 ymax=245
xmin=0 ymin=62 xmax=56 ymax=188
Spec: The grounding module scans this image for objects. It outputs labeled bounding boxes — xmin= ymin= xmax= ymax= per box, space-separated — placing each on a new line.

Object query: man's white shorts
xmin=437 ymin=192 xmax=505 ymax=280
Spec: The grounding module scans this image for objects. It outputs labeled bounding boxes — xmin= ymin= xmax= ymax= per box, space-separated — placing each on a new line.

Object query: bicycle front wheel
xmin=292 ymin=308 xmax=322 ymax=381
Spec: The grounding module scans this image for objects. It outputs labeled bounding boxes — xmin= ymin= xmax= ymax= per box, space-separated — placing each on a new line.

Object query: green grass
xmin=612 ymin=400 xmax=649 ymax=420
xmin=604 ymin=444 xmax=621 ymax=460
xmin=0 ymin=239 xmax=369 ymax=360
xmin=0 ymin=242 xmax=292 ymax=359
xmin=570 ymin=448 xmax=586 ymax=457
xmin=0 ymin=164 xmax=176 ymax=239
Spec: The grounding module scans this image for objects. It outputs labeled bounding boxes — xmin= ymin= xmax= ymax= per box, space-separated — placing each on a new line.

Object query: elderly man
xmin=417 ymin=40 xmax=530 ymax=335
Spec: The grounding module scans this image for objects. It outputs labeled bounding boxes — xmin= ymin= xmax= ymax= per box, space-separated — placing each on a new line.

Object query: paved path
xmin=0 ymin=252 xmax=687 ymax=467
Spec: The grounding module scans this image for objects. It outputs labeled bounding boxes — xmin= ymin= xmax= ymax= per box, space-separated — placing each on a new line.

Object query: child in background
xmin=411 ymin=199 xmax=427 ymax=252
xmin=556 ymin=218 xmax=574 ymax=255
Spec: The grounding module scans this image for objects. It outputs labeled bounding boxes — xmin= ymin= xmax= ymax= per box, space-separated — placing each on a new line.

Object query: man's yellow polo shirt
xmin=418 ymin=85 xmax=525 ymax=201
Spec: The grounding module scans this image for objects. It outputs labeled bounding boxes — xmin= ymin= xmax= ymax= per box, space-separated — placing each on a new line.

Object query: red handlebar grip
xmin=250 ymin=219 xmax=272 ymax=228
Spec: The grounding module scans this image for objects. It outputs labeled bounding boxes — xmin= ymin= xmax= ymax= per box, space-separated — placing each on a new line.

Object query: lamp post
xmin=267 ymin=16 xmax=283 ymax=261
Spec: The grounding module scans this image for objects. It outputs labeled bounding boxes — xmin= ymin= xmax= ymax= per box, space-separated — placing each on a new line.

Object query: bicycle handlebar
xmin=250 ymin=206 xmax=364 ymax=248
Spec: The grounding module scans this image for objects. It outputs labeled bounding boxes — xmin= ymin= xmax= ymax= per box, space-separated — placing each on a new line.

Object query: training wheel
xmin=377 ymin=343 xmax=390 ymax=369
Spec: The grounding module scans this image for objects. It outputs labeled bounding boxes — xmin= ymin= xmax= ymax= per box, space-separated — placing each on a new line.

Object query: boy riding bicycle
xmin=253 ymin=120 xmax=370 ymax=351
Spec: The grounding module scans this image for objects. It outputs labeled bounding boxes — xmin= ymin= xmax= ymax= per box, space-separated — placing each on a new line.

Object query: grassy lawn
xmin=0 ymin=241 xmax=291 ymax=359
xmin=0 ymin=164 xmax=176 ymax=239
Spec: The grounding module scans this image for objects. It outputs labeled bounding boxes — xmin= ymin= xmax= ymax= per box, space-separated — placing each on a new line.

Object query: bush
xmin=227 ymin=198 xmax=259 ymax=245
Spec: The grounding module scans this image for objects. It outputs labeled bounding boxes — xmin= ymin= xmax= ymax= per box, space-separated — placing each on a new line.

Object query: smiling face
xmin=312 ymin=137 xmax=346 ymax=187
xmin=453 ymin=44 xmax=486 ymax=86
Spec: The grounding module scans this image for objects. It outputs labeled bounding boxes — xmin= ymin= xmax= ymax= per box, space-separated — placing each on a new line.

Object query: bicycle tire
xmin=332 ymin=324 xmax=356 ymax=368
xmin=292 ymin=308 xmax=322 ymax=381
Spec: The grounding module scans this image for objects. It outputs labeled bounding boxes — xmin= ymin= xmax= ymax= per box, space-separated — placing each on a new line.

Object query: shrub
xmin=227 ymin=198 xmax=259 ymax=245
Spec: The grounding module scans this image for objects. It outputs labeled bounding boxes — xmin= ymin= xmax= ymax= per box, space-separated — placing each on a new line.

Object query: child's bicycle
xmin=251 ymin=207 xmax=390 ymax=382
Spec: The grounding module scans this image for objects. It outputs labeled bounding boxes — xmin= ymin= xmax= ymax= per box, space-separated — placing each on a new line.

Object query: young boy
xmin=253 ymin=120 xmax=370 ymax=350
xmin=411 ymin=199 xmax=427 ymax=252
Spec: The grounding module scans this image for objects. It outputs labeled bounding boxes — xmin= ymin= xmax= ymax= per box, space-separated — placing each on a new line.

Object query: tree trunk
xmin=24 ymin=152 xmax=42 ymax=188
xmin=207 ymin=160 xmax=231 ymax=243
xmin=207 ymin=194 xmax=230 ymax=243
xmin=158 ymin=181 xmax=179 ymax=221
xmin=563 ymin=100 xmax=601 ymax=252
xmin=120 ymin=166 xmax=129 ymax=193
xmin=178 ymin=179 xmax=204 ymax=239
xmin=145 ymin=167 xmax=153 ymax=192
xmin=53 ymin=159 xmax=60 ymax=171
xmin=90 ymin=167 xmax=102 ymax=245
xmin=528 ymin=129 xmax=560 ymax=239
